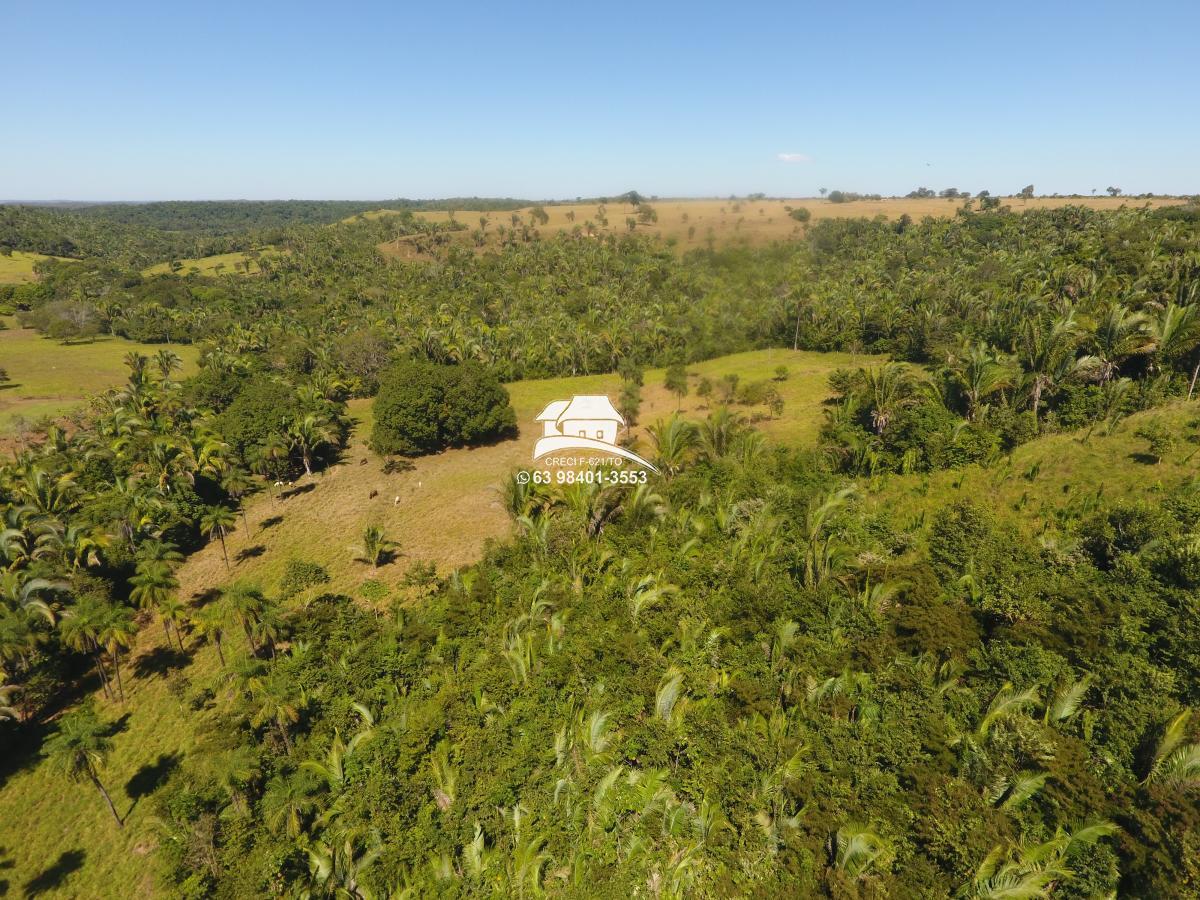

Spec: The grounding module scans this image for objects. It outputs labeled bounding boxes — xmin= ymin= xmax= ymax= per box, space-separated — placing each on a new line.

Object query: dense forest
xmin=2 ymin=200 xmax=1200 ymax=896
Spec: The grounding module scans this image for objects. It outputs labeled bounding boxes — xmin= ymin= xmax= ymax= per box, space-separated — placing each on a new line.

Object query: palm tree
xmin=859 ymin=363 xmax=921 ymax=434
xmin=647 ymin=414 xmax=696 ymax=477
xmin=43 ymin=701 xmax=123 ymax=828
xmin=157 ymin=594 xmax=189 ymax=652
xmin=225 ymin=582 xmax=267 ymax=653
xmin=833 ymin=824 xmax=893 ymax=878
xmin=249 ymin=675 xmax=302 ymax=754
xmin=59 ymin=596 xmax=113 ymax=700
xmin=200 ymin=505 xmax=237 ymax=570
xmin=802 ymin=486 xmax=856 ymax=588
xmin=351 ymin=525 xmax=397 ymax=568
xmin=262 ymin=772 xmax=317 ymax=837
xmin=946 ymin=343 xmax=1016 ymax=422
xmin=191 ymin=604 xmax=229 ymax=667
xmin=698 ymin=407 xmax=745 ymax=460
xmin=221 ymin=467 xmax=255 ymax=533
xmin=1143 ymin=709 xmax=1200 ymax=787
xmin=1091 ymin=302 xmax=1150 ymax=382
xmin=288 ymin=413 xmax=337 ymax=477
xmin=98 ymin=605 xmax=135 ymax=702
xmin=1147 ymin=303 xmax=1200 ymax=397
xmin=128 ymin=560 xmax=178 ymax=614
xmin=0 ymin=571 xmax=67 ymax=625
xmin=1018 ymin=312 xmax=1100 ymax=429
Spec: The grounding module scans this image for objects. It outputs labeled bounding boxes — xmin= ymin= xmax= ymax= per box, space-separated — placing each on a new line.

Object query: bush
xmin=279 ymin=558 xmax=331 ymax=599
xmin=371 ymin=359 xmax=516 ymax=456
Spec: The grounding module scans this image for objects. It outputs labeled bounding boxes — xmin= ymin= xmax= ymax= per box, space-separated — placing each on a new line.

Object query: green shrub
xmin=278 ymin=558 xmax=331 ymax=599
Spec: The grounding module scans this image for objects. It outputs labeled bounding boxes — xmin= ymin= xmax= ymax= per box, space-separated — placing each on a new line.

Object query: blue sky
xmin=2 ymin=0 xmax=1197 ymax=200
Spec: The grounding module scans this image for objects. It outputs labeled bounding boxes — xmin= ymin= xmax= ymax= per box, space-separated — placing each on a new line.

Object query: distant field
xmin=0 ymin=250 xmax=68 ymax=283
xmin=142 ymin=247 xmax=284 ymax=277
xmin=0 ymin=321 xmax=199 ymax=433
xmin=376 ymin=195 xmax=1189 ymax=254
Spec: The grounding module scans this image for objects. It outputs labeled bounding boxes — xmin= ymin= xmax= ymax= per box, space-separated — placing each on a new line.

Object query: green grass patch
xmin=0 ymin=251 xmax=67 ymax=284
xmin=142 ymin=248 xmax=285 ymax=277
xmin=0 ymin=321 xmax=199 ymax=434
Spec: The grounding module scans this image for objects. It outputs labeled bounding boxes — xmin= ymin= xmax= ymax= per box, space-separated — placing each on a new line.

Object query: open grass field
xmin=142 ymin=248 xmax=284 ymax=277
xmin=0 ymin=251 xmax=68 ymax=284
xmin=0 ymin=320 xmax=199 ymax=435
xmin=370 ymin=195 xmax=1191 ymax=255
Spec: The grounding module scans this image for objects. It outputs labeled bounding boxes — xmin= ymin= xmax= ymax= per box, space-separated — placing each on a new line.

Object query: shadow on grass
xmin=259 ymin=515 xmax=284 ymax=530
xmin=1127 ymin=452 xmax=1161 ymax=465
xmin=192 ymin=587 xmax=221 ymax=606
xmin=236 ymin=545 xmax=266 ymax=562
xmin=23 ymin=848 xmax=85 ymax=896
xmin=124 ymin=752 xmax=180 ymax=817
xmin=131 ymin=646 xmax=191 ymax=680
xmin=280 ymin=483 xmax=315 ymax=500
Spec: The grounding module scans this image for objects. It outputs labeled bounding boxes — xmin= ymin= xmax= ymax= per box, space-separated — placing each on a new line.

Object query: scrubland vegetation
xmin=1 ymin=196 xmax=1200 ymax=896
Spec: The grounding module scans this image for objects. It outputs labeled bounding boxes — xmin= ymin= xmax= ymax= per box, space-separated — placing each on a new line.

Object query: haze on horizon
xmin=3 ymin=0 xmax=1197 ymax=202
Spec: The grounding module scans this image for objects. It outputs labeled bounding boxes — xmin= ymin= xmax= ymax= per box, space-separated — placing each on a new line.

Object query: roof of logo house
xmin=533 ymin=394 xmax=657 ymax=471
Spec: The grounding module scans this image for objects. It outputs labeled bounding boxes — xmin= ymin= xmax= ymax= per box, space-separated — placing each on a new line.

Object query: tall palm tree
xmin=191 ymin=604 xmax=229 ymax=667
xmin=220 ymin=467 xmax=255 ymax=533
xmin=248 ymin=675 xmax=302 ymax=754
xmin=59 ymin=596 xmax=113 ymax=700
xmin=225 ymin=582 xmax=267 ymax=653
xmin=98 ymin=605 xmax=135 ymax=702
xmin=43 ymin=701 xmax=123 ymax=828
xmin=200 ymin=505 xmax=237 ymax=570
xmin=128 ymin=560 xmax=178 ymax=615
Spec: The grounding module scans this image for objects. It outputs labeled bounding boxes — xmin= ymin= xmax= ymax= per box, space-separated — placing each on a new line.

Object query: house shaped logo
xmin=533 ymin=395 xmax=658 ymax=471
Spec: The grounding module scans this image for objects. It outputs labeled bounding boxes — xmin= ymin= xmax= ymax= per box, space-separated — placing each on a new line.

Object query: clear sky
xmin=2 ymin=0 xmax=1197 ymax=201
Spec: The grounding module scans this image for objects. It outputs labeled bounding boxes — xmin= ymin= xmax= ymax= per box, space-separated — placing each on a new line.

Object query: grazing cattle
xmin=369 ymin=489 xmax=378 ymax=499
xmin=393 ymin=495 xmax=401 ymax=506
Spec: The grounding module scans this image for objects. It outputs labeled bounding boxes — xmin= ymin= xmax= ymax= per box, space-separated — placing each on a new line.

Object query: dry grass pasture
xmin=372 ymin=195 xmax=1190 ymax=256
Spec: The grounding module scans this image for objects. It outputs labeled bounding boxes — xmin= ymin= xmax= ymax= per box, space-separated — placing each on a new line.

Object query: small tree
xmin=1136 ymin=421 xmax=1176 ymax=462
xmin=1019 ymin=184 xmax=1035 ymax=203
xmin=618 ymin=380 xmax=642 ymax=427
xmin=1106 ymin=186 xmax=1122 ymax=197
xmin=664 ymin=364 xmax=689 ymax=409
